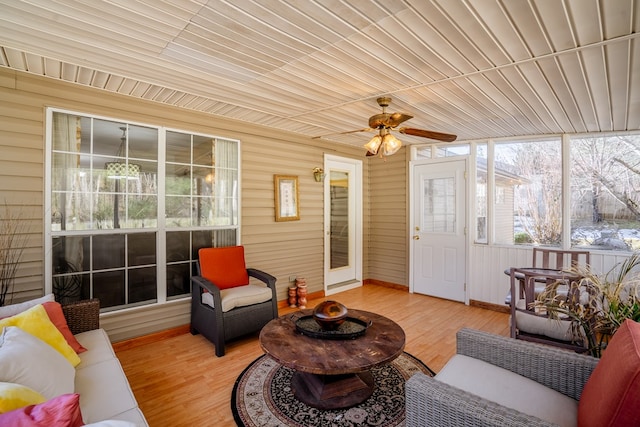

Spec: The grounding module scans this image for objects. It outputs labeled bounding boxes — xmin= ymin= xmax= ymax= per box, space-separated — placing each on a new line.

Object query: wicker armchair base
xmin=405 ymin=328 xmax=598 ymax=427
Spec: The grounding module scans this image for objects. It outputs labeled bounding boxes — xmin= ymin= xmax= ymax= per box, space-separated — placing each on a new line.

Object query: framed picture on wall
xmin=274 ymin=175 xmax=300 ymax=221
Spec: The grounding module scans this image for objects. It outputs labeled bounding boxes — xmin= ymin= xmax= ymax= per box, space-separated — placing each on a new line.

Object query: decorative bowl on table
xmin=312 ymin=300 xmax=348 ymax=330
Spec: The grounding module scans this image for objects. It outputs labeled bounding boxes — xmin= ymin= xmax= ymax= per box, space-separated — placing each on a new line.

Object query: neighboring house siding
xmin=0 ymin=68 xmax=377 ymax=341
xmin=494 ymin=186 xmax=514 ymax=243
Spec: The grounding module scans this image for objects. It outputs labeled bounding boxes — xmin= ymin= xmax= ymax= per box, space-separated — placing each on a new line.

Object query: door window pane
xmin=423 ymin=177 xmax=455 ymax=233
xmin=330 ymin=171 xmax=349 ymax=269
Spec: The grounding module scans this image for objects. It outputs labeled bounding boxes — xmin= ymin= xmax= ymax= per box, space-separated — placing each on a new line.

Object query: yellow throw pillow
xmin=0 ymin=382 xmax=46 ymax=414
xmin=0 ymin=304 xmax=81 ymax=367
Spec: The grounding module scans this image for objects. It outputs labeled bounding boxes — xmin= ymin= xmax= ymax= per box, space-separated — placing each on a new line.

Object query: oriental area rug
xmin=231 ymin=352 xmax=433 ymax=427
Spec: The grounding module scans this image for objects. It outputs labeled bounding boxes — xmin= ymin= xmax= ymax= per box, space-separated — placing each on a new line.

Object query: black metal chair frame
xmin=191 ymin=264 xmax=278 ymax=357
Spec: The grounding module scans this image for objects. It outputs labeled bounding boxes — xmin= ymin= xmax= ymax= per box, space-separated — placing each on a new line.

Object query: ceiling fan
xmin=315 ymin=97 xmax=457 ymax=157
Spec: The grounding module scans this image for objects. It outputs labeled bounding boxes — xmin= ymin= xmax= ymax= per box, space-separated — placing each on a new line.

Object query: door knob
xmin=413 ymin=235 xmax=420 ymax=240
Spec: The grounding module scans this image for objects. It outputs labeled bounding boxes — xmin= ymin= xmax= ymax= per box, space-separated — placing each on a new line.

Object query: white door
xmin=324 ymin=155 xmax=362 ymax=294
xmin=410 ymin=159 xmax=467 ymax=302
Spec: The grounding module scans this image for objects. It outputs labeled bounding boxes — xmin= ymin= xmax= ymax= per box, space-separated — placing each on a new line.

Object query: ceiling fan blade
xmin=312 ymin=128 xmax=374 ymax=139
xmin=398 ymin=127 xmax=457 ymax=142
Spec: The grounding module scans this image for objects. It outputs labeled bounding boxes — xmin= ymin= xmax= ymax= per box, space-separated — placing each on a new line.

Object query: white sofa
xmin=74 ymin=321 xmax=148 ymax=425
xmin=0 ymin=295 xmax=148 ymax=426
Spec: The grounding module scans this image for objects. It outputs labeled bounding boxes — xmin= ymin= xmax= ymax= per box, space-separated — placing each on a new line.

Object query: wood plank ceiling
xmin=0 ymin=0 xmax=638 ymax=147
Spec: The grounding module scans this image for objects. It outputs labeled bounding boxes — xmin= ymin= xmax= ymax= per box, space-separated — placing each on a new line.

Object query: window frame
xmin=413 ymin=130 xmax=640 ymax=252
xmin=44 ymin=107 xmax=241 ymax=311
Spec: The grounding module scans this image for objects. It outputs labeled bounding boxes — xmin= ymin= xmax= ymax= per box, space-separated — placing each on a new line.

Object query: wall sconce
xmin=313 ymin=167 xmax=325 ymax=182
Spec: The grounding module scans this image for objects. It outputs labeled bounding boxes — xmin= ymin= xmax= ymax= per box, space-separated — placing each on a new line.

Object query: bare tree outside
xmin=494 ymin=139 xmax=562 ymax=246
xmin=492 ymin=134 xmax=639 ymax=250
xmin=513 ymin=141 xmax=562 ymax=245
xmin=570 ymin=135 xmax=640 ymax=250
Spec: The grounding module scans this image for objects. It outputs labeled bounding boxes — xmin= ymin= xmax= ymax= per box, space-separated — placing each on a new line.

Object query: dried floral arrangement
xmin=535 ymin=252 xmax=640 ymax=357
xmin=0 ymin=202 xmax=28 ymax=306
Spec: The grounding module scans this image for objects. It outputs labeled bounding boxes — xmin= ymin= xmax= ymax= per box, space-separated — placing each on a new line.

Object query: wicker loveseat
xmin=406 ymin=323 xmax=640 ymax=427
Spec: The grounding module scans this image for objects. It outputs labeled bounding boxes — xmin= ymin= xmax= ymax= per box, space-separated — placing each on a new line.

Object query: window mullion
xmin=487 ymin=139 xmax=495 ymax=245
xmin=157 ymin=129 xmax=167 ymax=303
xmin=561 ymin=134 xmax=571 ymax=249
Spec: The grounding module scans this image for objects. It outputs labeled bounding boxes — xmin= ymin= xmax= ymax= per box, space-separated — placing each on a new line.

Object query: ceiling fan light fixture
xmin=364 ymin=134 xmax=382 ymax=155
xmin=382 ymin=133 xmax=402 ymax=156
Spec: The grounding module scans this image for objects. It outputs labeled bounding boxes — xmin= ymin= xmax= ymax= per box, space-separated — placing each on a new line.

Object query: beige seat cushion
xmin=201 ymin=284 xmax=272 ymax=312
xmin=436 ymin=354 xmax=578 ymax=427
xmin=514 ymin=299 xmax=577 ymax=342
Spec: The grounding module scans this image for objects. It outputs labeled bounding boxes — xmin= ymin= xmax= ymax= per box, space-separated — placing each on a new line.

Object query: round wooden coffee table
xmin=259 ymin=308 xmax=405 ymax=410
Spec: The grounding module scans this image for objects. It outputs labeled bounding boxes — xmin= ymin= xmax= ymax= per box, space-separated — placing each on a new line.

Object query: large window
xmin=494 ymin=138 xmax=562 ymax=246
xmin=417 ymin=131 xmax=639 ymax=251
xmin=488 ymin=134 xmax=639 ymax=250
xmin=47 ymin=110 xmax=239 ymax=311
xmin=570 ymin=134 xmax=640 ymax=251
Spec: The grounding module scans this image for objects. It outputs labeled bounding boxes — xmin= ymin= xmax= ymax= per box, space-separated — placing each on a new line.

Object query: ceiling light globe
xmin=382 ymin=133 xmax=402 ymax=156
xmin=364 ymin=135 xmax=382 ymax=155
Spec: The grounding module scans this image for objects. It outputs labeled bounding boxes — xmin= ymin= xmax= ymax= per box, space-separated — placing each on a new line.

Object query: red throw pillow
xmin=42 ymin=302 xmax=87 ymax=354
xmin=199 ymin=246 xmax=250 ymax=290
xmin=577 ymin=319 xmax=640 ymax=427
xmin=0 ymin=393 xmax=84 ymax=427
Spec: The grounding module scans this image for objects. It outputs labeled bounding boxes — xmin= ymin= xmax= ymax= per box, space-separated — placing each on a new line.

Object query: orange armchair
xmin=190 ymin=246 xmax=278 ymax=356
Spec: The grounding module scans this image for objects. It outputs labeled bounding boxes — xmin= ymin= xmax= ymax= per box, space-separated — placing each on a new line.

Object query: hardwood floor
xmin=114 ymin=284 xmax=509 ymax=427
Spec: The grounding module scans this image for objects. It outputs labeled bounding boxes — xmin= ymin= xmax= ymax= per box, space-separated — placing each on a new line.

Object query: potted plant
xmin=0 ymin=202 xmax=28 ymax=306
xmin=535 ymin=252 xmax=640 ymax=357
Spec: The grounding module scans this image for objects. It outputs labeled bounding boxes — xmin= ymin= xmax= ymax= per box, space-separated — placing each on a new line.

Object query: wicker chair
xmin=405 ymin=328 xmax=598 ymax=427
xmin=190 ymin=246 xmax=278 ymax=357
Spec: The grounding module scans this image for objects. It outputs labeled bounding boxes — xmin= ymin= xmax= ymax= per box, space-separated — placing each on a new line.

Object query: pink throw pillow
xmin=577 ymin=319 xmax=640 ymax=427
xmin=0 ymin=393 xmax=84 ymax=426
xmin=42 ymin=302 xmax=87 ymax=354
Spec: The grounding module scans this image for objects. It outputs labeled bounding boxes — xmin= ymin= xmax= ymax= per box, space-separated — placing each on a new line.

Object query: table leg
xmin=291 ymin=371 xmax=374 ymax=410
